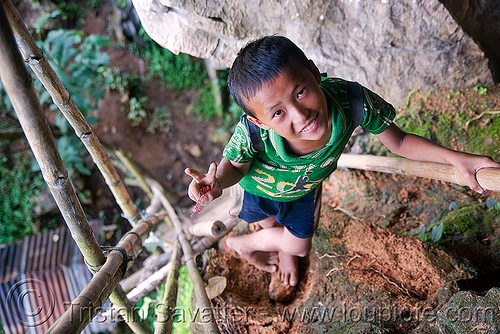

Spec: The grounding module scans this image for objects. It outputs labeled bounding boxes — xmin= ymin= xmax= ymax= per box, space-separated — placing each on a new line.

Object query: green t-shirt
xmin=223 ymin=78 xmax=395 ymax=202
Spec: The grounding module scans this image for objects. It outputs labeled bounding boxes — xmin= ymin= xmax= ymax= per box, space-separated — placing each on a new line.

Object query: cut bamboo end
xmin=188 ymin=220 xmax=227 ymax=237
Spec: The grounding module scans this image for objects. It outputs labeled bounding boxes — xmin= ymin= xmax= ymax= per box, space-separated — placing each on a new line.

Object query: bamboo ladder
xmin=0 ymin=1 xmax=220 ymax=333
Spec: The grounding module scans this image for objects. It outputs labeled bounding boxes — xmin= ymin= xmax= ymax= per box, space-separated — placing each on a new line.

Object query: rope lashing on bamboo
xmin=3 ymin=0 xmax=140 ymax=226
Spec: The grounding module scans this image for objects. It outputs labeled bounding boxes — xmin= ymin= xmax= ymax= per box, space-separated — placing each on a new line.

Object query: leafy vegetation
xmin=35 ymin=28 xmax=110 ymax=175
xmin=172 ymin=265 xmax=194 ymax=333
xmin=369 ymin=87 xmax=500 ymax=160
xmin=133 ymin=265 xmax=194 ymax=332
xmin=0 ymin=155 xmax=45 ymax=244
xmin=99 ymin=67 xmax=173 ymax=133
xmin=129 ymin=28 xmax=239 ymax=127
xmin=130 ymin=29 xmax=205 ymax=91
xmin=415 ymin=200 xmax=500 ymax=246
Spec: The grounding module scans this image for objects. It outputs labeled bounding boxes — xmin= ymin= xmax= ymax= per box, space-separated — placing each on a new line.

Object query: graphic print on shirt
xmin=254 ymin=164 xmax=325 ymax=199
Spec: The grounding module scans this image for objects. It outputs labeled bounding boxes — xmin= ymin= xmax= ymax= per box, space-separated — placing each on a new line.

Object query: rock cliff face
xmin=132 ymin=0 xmax=493 ymax=106
xmin=438 ymin=0 xmax=500 ymax=83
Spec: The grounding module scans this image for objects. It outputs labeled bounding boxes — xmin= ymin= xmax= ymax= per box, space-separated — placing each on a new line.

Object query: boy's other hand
xmin=184 ymin=162 xmax=222 ymax=202
xmin=453 ymin=153 xmax=500 ymax=194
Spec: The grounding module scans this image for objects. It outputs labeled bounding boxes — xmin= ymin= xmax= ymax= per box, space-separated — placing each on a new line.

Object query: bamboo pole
xmin=337 ymin=154 xmax=500 ymax=192
xmin=0 ymin=0 xmax=103 ymax=273
xmin=3 ymin=0 xmax=139 ymax=225
xmin=155 ymin=242 xmax=182 ymax=334
xmin=121 ymin=251 xmax=171 ymax=293
xmin=147 ymin=178 xmax=220 ymax=334
xmin=115 ymin=149 xmax=154 ymax=199
xmin=101 ymin=252 xmax=175 ymax=322
xmin=111 ymin=147 xmax=179 ymax=210
xmin=188 ymin=220 xmax=227 ymax=238
xmin=191 ymin=218 xmax=241 ymax=255
xmin=0 ymin=4 xmax=156 ymax=332
xmin=48 ymin=211 xmax=168 ymax=333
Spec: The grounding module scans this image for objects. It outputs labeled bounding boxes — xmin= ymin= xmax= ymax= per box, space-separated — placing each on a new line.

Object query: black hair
xmin=227 ymin=35 xmax=310 ymax=116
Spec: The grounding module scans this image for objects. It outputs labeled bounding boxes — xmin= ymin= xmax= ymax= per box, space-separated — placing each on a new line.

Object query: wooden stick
xmin=3 ymin=0 xmax=139 ymax=224
xmin=121 ymin=251 xmax=171 ymax=293
xmin=115 ymin=149 xmax=154 ymax=199
xmin=337 ymin=154 xmax=500 ymax=191
xmin=188 ymin=220 xmax=227 ymax=237
xmin=147 ymin=178 xmax=220 ymax=334
xmin=155 ymin=242 xmax=182 ymax=334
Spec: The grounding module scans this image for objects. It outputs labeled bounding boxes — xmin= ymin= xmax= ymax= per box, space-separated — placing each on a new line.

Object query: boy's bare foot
xmin=226 ymin=235 xmax=278 ymax=273
xmin=277 ymin=251 xmax=299 ymax=286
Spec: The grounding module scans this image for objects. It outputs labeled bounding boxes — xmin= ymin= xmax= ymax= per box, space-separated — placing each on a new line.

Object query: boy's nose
xmin=290 ymin=105 xmax=310 ymax=123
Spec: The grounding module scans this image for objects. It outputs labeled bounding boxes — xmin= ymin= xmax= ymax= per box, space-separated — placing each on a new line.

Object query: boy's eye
xmin=273 ymin=109 xmax=283 ymax=117
xmin=297 ymin=88 xmax=305 ymax=98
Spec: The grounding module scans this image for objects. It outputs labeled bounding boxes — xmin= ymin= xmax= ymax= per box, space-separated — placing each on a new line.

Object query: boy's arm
xmin=374 ymin=123 xmax=500 ymax=193
xmin=185 ymin=158 xmax=251 ymax=202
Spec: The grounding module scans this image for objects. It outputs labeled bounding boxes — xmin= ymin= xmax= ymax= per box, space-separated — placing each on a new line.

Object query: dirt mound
xmin=200 ymin=204 xmax=469 ymax=333
xmin=344 ymin=221 xmax=455 ymax=300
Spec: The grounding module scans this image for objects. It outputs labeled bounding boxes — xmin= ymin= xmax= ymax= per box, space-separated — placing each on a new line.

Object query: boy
xmin=185 ymin=36 xmax=499 ymax=288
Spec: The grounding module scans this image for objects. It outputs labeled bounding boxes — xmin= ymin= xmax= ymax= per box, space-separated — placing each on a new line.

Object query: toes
xmin=256 ymin=263 xmax=277 ymax=273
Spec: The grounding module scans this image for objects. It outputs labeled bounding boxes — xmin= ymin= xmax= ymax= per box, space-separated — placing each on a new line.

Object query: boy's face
xmin=245 ymin=60 xmax=330 ymax=154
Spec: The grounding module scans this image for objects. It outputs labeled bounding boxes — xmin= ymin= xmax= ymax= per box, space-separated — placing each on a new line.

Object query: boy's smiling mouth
xmin=299 ymin=115 xmax=318 ymax=134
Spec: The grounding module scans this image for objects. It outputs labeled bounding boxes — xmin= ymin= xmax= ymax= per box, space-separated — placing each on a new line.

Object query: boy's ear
xmin=308 ymin=60 xmax=321 ymax=84
xmin=247 ymin=115 xmax=270 ymax=130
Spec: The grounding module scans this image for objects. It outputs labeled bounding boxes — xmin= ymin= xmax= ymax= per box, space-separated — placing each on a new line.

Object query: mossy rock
xmin=435 ymin=288 xmax=500 ymax=333
xmin=440 ymin=204 xmax=498 ymax=238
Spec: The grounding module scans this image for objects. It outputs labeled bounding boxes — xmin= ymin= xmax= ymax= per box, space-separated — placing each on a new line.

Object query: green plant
xmin=0 ymin=155 xmax=45 ymax=244
xmin=128 ymin=96 xmax=148 ymax=126
xmin=146 ymin=105 xmax=172 ymax=133
xmin=100 ymin=66 xmax=173 ymax=133
xmin=134 ymin=265 xmax=194 ymax=332
xmin=473 ymin=86 xmax=488 ymax=96
xmin=172 ymin=265 xmax=194 ymax=333
xmin=34 ymin=29 xmax=110 ymax=175
xmin=415 ymin=202 xmax=500 ymax=245
xmin=131 ymin=28 xmax=204 ymax=91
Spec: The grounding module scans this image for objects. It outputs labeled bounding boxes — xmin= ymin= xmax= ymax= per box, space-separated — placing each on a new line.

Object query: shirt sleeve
xmin=222 ymin=119 xmax=258 ymax=163
xmin=360 ymin=86 xmax=396 ymax=134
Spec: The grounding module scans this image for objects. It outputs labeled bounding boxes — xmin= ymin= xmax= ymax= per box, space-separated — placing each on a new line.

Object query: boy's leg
xmin=226 ymin=224 xmax=311 ymax=286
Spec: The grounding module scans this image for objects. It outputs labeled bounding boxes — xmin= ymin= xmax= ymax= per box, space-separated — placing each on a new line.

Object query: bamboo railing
xmin=47 ymin=211 xmax=168 ymax=333
xmin=337 ymin=154 xmax=500 ymax=192
xmin=148 ymin=179 xmax=221 ymax=334
xmin=0 ymin=3 xmax=104 ymax=273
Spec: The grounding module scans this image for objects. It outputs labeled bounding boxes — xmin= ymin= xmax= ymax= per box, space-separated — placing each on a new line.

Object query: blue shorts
xmin=238 ymin=190 xmax=316 ymax=239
